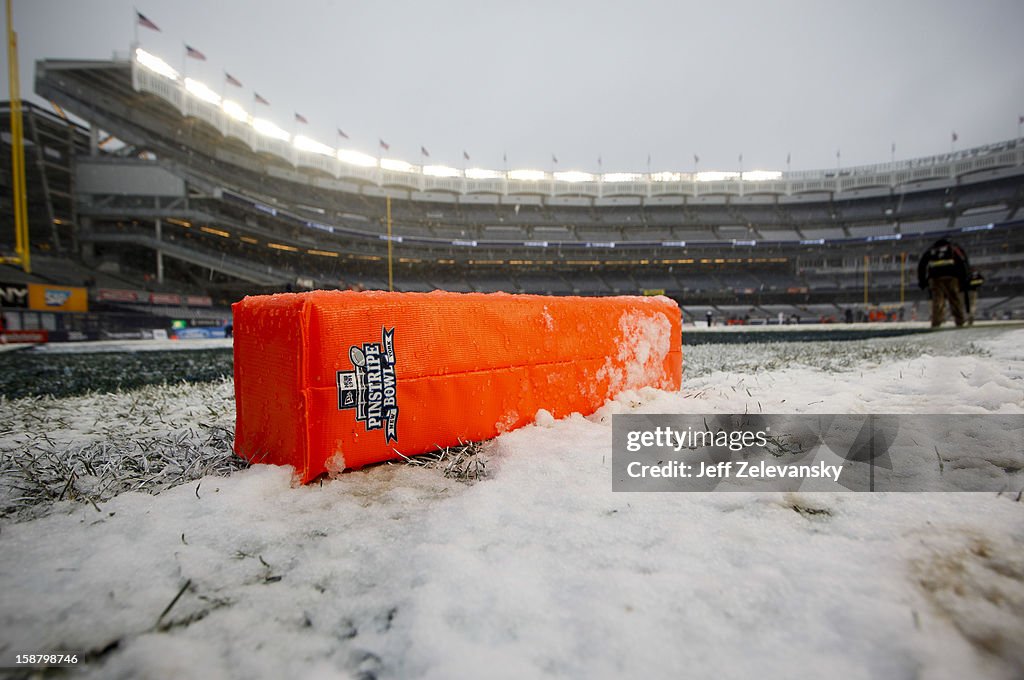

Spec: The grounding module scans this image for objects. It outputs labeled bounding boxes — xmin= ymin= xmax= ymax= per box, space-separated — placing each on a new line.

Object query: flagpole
xmin=386 ymin=196 xmax=393 ymax=292
xmin=7 ymin=0 xmax=30 ymax=272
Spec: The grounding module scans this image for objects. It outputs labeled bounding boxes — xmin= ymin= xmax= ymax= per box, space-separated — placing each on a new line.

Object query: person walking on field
xmin=917 ymin=238 xmax=969 ymax=328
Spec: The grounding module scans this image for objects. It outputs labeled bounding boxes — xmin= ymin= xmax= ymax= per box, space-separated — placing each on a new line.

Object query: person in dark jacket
xmin=917 ymin=238 xmax=969 ymax=327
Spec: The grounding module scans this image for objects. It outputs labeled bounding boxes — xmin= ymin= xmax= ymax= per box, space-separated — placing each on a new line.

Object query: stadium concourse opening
xmin=1 ymin=50 xmax=1023 ymax=339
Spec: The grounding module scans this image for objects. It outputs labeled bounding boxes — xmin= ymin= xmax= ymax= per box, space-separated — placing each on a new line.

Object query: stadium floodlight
xmin=184 ymin=78 xmax=221 ymax=105
xmin=650 ymin=172 xmax=683 ymax=182
xmin=553 ymin=171 xmax=595 ymax=183
xmin=695 ymin=171 xmax=740 ymax=182
xmin=602 ymin=173 xmax=642 ymax=182
xmin=222 ymin=100 xmax=250 ymax=123
xmin=464 ymin=168 xmax=503 ymax=180
xmin=508 ymin=169 xmax=547 ymax=181
xmin=252 ymin=118 xmax=291 ymax=142
xmin=135 ymin=48 xmax=179 ymax=81
xmin=294 ymin=135 xmax=335 ymax=156
xmin=423 ymin=165 xmax=460 ymax=178
xmin=337 ymin=149 xmax=377 ymax=167
xmin=380 ymin=159 xmax=417 ymax=173
xmin=741 ymin=170 xmax=783 ymax=182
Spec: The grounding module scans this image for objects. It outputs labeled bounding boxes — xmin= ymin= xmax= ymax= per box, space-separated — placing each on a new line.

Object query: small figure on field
xmin=917 ymin=238 xmax=969 ymax=328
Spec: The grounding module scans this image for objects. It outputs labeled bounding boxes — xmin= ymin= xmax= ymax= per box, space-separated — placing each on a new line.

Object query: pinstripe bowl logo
xmin=336 ymin=327 xmax=399 ymax=442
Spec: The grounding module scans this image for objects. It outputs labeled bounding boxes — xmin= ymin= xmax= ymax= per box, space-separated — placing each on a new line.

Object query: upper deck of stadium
xmin=9 ymin=46 xmax=1022 ymax=313
xmin=35 ymin=47 xmax=1024 ymax=206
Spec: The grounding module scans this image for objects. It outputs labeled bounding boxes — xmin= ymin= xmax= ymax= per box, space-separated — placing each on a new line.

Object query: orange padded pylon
xmin=233 ymin=290 xmax=682 ymax=482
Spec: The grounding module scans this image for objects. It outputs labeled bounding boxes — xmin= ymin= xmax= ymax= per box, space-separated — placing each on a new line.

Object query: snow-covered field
xmin=1 ymin=325 xmax=1023 ymax=679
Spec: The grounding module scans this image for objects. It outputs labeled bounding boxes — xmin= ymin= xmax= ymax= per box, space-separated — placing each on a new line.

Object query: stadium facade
xmin=2 ymin=46 xmax=1023 ymax=333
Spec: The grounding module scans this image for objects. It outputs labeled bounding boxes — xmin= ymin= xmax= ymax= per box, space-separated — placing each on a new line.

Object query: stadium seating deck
xmin=1 ymin=59 xmax=1020 ymax=326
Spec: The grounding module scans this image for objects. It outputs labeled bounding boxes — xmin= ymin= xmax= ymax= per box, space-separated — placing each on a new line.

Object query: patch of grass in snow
xmin=683 ymin=337 xmax=988 ymax=378
xmin=781 ymin=492 xmax=833 ymax=519
xmin=0 ymin=378 xmax=246 ymax=523
xmin=393 ymin=440 xmax=487 ymax=482
xmin=0 ymin=348 xmax=234 ymax=400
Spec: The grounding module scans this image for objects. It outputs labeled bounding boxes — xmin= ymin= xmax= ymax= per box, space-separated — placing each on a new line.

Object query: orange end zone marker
xmin=232 ymin=290 xmax=682 ymax=482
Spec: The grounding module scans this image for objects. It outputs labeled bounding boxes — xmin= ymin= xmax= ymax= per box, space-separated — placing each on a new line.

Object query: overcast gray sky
xmin=7 ymin=0 xmax=1024 ymax=173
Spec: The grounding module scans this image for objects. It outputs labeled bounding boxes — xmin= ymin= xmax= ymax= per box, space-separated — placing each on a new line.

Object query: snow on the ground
xmin=1 ymin=326 xmax=1023 ymax=679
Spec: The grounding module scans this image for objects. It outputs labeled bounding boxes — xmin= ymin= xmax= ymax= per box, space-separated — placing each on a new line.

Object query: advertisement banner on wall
xmin=2 ymin=329 xmax=49 ymax=343
xmin=97 ymin=288 xmax=141 ymax=303
xmin=150 ymin=292 xmax=182 ymax=305
xmin=172 ymin=326 xmax=228 ymax=339
xmin=0 ymin=282 xmax=29 ymax=308
xmin=27 ymin=284 xmax=89 ymax=313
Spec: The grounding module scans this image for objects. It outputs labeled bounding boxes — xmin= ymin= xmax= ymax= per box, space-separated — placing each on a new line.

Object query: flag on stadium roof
xmin=295 ymin=113 xmax=308 ymax=124
xmin=225 ymin=72 xmax=243 ymax=88
xmin=694 ymin=154 xmax=699 ymax=164
xmin=1019 ymin=114 xmax=1024 ymax=125
xmin=254 ymin=92 xmax=270 ymax=105
xmin=420 ymin=146 xmax=430 ymax=158
xmin=185 ymin=45 xmax=206 ymax=61
xmin=952 ymin=131 xmax=958 ymax=142
xmin=552 ymin=154 xmax=558 ymax=164
xmin=136 ymin=11 xmax=160 ymax=32
xmin=379 ymin=139 xmax=390 ymax=151
xmin=337 ymin=128 xmax=349 ymax=139
xmin=463 ymin=150 xmax=470 ymax=161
